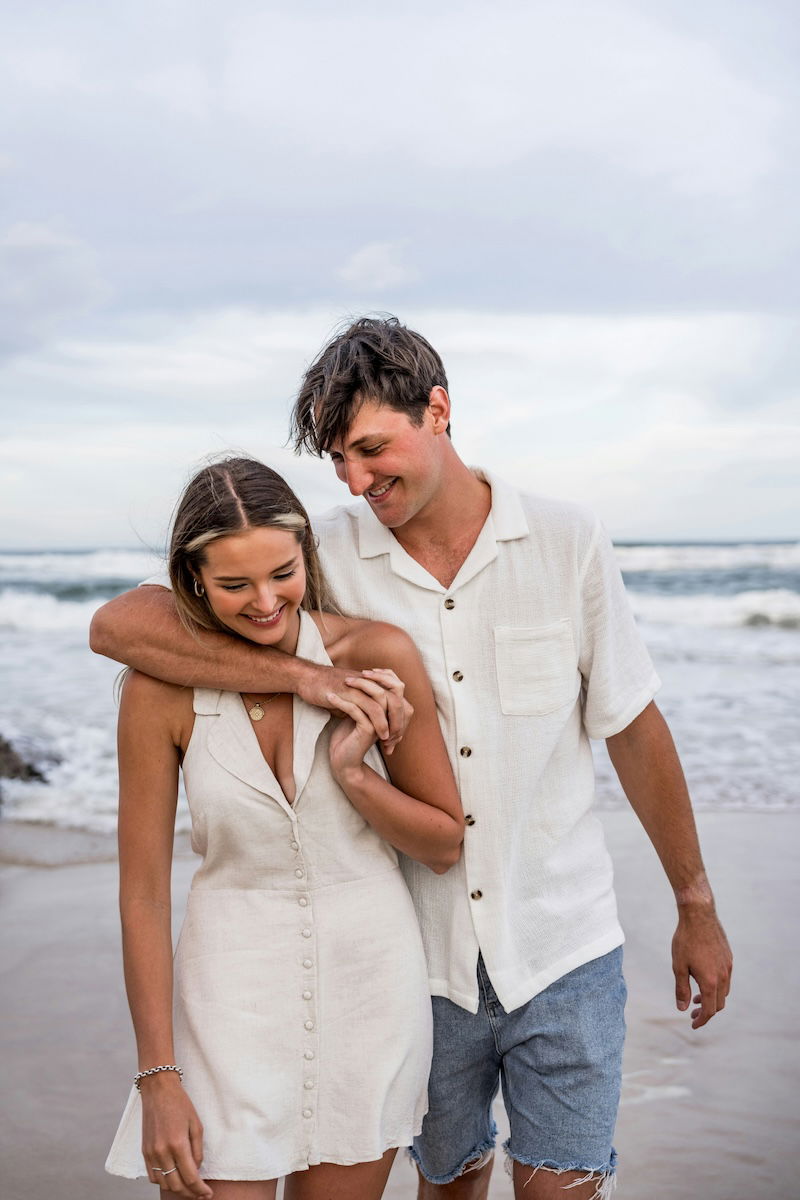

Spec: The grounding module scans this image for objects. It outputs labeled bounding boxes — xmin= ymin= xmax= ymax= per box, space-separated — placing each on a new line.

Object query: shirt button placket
xmin=442 ymin=591 xmax=481 ymax=902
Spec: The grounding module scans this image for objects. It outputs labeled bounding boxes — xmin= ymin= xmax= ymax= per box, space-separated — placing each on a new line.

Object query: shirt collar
xmin=356 ymin=465 xmax=529 ymax=559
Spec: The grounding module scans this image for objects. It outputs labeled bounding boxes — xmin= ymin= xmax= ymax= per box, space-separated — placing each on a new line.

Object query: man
xmin=91 ymin=316 xmax=732 ymax=1199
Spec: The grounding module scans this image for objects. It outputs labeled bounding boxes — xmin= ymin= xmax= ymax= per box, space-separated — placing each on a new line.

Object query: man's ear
xmin=428 ymin=386 xmax=451 ymax=434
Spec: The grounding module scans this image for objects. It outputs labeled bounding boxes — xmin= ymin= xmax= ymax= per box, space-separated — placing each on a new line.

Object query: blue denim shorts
xmin=410 ymin=948 xmax=626 ymax=1185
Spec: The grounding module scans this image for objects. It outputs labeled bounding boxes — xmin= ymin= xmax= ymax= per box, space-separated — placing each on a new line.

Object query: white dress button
xmin=304 ymin=1020 xmax=314 ymax=1031
xmin=295 ymin=868 xmax=304 ymax=878
xmin=304 ymin=1080 xmax=314 ymax=1090
xmin=302 ymin=929 xmax=312 ymax=938
xmin=304 ymin=1050 xmax=314 ymax=1060
xmin=302 ymin=1108 xmax=313 ymax=1119
xmin=299 ymin=896 xmax=308 ymax=907
xmin=290 ymin=840 xmax=299 ymax=851
xmin=302 ymin=990 xmax=312 ymax=1000
xmin=302 ymin=958 xmax=313 ymax=968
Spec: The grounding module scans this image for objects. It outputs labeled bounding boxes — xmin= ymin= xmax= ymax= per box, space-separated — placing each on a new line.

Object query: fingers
xmin=149 ymin=1157 xmax=213 ymax=1198
xmin=327 ymin=693 xmax=376 ymax=733
xmin=337 ymin=686 xmax=392 ymax=739
xmin=674 ymin=968 xmax=691 ymax=1013
xmin=355 ymin=669 xmax=413 ymax=752
xmin=148 ymin=1139 xmax=212 ymax=1198
xmin=189 ymin=1117 xmax=204 ymax=1169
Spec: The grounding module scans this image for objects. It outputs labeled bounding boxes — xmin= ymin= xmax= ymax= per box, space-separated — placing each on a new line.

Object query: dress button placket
xmin=292 ymin=821 xmax=317 ymax=1151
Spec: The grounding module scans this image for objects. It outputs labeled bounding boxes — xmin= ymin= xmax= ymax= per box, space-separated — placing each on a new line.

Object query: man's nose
xmin=343 ymin=459 xmax=372 ymax=497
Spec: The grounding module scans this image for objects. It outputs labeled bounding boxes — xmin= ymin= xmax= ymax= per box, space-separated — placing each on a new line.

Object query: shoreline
xmin=1 ymin=810 xmax=797 ymax=1199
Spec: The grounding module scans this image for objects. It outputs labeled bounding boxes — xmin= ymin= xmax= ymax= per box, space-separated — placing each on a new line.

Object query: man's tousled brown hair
xmin=291 ymin=315 xmax=449 ymax=456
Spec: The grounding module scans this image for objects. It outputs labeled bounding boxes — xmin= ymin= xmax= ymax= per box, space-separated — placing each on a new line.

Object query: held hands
xmin=298 ymin=664 xmax=413 ymax=756
xmin=327 ymin=668 xmax=412 ymax=779
xmin=671 ymin=894 xmax=733 ymax=1029
xmin=140 ymin=1073 xmax=212 ymax=1198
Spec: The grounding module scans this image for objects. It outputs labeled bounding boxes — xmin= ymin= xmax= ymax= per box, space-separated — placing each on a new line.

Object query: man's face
xmin=327 ymin=397 xmax=443 ymax=530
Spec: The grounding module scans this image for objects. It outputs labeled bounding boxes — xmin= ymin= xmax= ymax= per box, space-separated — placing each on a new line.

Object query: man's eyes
xmin=330 ymin=445 xmax=385 ymax=462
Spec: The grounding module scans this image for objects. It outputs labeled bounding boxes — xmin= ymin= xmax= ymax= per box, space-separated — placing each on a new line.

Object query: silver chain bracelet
xmin=134 ymin=1064 xmax=184 ymax=1091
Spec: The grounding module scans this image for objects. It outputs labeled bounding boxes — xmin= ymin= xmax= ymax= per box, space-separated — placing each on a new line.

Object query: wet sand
xmin=1 ymin=810 xmax=797 ymax=1200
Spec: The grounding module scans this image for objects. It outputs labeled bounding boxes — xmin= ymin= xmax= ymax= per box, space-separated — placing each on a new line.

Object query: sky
xmin=1 ymin=0 xmax=798 ymax=548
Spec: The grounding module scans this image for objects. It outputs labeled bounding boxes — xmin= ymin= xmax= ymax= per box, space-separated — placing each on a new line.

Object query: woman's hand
xmin=299 ymin=664 xmax=413 ymax=755
xmin=328 ymin=669 xmax=412 ymax=779
xmin=140 ymin=1074 xmax=212 ymax=1198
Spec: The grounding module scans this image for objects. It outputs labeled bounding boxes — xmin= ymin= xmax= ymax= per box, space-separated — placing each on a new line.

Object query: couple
xmin=95 ymin=316 xmax=731 ymax=1200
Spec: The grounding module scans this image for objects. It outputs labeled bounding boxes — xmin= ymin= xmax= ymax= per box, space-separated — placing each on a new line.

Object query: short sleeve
xmin=577 ymin=519 xmax=660 ymax=739
xmin=139 ymin=570 xmax=171 ymax=589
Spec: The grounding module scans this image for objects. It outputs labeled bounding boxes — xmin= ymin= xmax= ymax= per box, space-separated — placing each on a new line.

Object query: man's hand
xmin=296 ymin=664 xmax=413 ymax=754
xmin=672 ymin=889 xmax=733 ymax=1029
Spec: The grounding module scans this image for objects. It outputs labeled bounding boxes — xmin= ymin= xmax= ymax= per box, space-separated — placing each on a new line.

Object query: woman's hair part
xmin=168 ymin=456 xmax=334 ymax=635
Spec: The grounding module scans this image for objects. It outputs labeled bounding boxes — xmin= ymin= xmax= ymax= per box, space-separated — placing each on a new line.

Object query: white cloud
xmin=338 ymin=243 xmax=417 ymax=291
xmin=0 ymin=222 xmax=109 ymax=358
xmin=219 ymin=1 xmax=780 ymax=195
xmin=2 ymin=305 xmax=797 ymax=544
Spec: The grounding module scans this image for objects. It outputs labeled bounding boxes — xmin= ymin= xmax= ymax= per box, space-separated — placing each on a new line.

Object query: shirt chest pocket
xmin=494 ymin=620 xmax=580 ymax=716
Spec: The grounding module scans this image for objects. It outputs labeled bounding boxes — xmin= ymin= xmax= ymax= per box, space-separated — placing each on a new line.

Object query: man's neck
xmin=392 ymin=458 xmax=492 ymax=589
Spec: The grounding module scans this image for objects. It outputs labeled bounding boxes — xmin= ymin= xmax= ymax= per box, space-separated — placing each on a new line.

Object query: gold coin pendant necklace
xmin=243 ymin=693 xmax=287 ymax=721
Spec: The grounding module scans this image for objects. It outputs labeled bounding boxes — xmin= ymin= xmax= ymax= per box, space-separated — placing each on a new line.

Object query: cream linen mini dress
xmin=106 ymin=611 xmax=432 ymax=1181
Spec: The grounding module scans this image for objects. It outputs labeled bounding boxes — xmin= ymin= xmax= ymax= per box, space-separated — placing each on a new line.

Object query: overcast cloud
xmin=0 ymin=0 xmax=798 ymax=544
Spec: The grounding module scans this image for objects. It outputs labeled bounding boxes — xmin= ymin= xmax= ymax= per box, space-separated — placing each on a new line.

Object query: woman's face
xmin=197 ymin=526 xmax=307 ymax=654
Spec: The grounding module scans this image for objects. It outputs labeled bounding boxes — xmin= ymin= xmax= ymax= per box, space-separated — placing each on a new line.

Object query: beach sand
xmin=1 ymin=810 xmax=797 ymax=1200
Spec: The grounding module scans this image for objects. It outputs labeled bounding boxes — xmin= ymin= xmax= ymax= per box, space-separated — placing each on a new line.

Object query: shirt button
xmin=295 ymin=868 xmax=304 ymax=878
xmin=302 ymin=929 xmax=312 ymax=938
xmin=304 ymin=1020 xmax=314 ymax=1030
xmin=304 ymin=1080 xmax=315 ymax=1090
xmin=303 ymin=958 xmax=313 ymax=968
xmin=470 ymin=889 xmax=483 ymax=900
xmin=452 ymin=670 xmax=464 ymax=682
xmin=460 ymin=746 xmax=472 ymax=758
xmin=302 ymin=1108 xmax=313 ymax=1119
xmin=290 ymin=840 xmax=299 ymax=851
xmin=304 ymin=1050 xmax=314 ymax=1060
xmin=444 ymin=598 xmax=455 ymax=610
xmin=299 ymin=896 xmax=308 ymax=906
xmin=302 ymin=990 xmax=313 ymax=1000
xmin=465 ymin=814 xmax=475 ymax=826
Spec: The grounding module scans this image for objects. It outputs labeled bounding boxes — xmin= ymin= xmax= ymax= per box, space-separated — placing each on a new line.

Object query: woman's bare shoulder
xmin=119 ymin=669 xmax=194 ymax=722
xmin=312 ymin=612 xmax=417 ymax=673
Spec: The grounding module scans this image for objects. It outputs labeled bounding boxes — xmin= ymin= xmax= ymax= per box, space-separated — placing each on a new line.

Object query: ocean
xmin=1 ymin=542 xmax=798 ymax=833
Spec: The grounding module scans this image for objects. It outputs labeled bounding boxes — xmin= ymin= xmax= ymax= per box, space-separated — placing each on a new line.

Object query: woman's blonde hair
xmin=168 ymin=456 xmax=334 ymax=635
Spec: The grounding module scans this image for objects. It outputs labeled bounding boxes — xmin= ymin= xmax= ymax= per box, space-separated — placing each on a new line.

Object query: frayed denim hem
xmin=503 ymin=1142 xmax=617 ymax=1200
xmin=407 ymin=1124 xmax=497 ymax=1185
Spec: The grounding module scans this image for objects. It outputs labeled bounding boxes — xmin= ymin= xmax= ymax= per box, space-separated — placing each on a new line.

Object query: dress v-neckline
xmin=203 ymin=611 xmax=334 ymax=818
xmin=236 ymin=692 xmax=296 ymax=807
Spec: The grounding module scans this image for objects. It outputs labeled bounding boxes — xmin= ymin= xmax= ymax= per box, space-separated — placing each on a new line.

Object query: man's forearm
xmin=606 ymin=700 xmax=732 ymax=1027
xmin=90 ymin=586 xmax=315 ymax=693
xmin=605 ymin=701 xmax=711 ymax=902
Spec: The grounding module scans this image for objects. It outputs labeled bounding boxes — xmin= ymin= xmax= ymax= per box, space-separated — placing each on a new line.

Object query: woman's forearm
xmin=335 ymin=764 xmax=463 ymax=873
xmin=121 ymin=896 xmax=178 ymax=1068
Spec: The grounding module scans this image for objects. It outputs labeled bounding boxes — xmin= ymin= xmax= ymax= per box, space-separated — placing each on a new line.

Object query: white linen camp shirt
xmin=313 ymin=470 xmax=661 ymax=1014
xmin=144 ymin=469 xmax=660 ymax=1015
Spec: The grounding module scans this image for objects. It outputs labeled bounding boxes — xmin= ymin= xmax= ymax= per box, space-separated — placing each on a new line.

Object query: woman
xmin=105 ymin=457 xmax=463 ymax=1200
